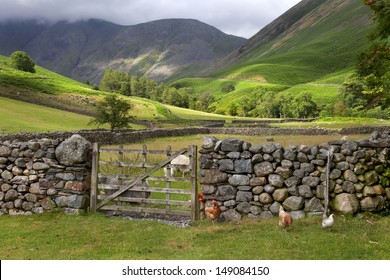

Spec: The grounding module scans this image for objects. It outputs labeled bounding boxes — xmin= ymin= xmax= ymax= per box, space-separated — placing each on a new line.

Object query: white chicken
xmin=322 ymin=214 xmax=335 ymax=228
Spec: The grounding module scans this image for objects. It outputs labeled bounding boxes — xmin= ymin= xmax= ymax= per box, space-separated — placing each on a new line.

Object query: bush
xmin=10 ymin=51 xmax=36 ymax=73
xmin=221 ymin=83 xmax=235 ymax=93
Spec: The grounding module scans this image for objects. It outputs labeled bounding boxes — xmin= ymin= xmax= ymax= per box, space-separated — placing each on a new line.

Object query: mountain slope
xmin=207 ymin=0 xmax=373 ymax=85
xmin=0 ymin=18 xmax=246 ymax=83
xmin=170 ymin=0 xmax=374 ymax=116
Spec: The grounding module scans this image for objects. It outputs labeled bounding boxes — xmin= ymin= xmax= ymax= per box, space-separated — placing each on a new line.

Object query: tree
xmin=10 ymin=51 xmax=36 ymax=73
xmin=100 ymin=68 xmax=131 ymax=94
xmin=344 ymin=0 xmax=390 ymax=109
xmin=89 ymin=95 xmax=134 ymax=131
xmin=228 ymin=102 xmax=238 ymax=116
xmin=365 ymin=0 xmax=390 ymax=40
xmin=292 ymin=92 xmax=318 ymax=118
xmin=198 ymin=92 xmax=215 ymax=112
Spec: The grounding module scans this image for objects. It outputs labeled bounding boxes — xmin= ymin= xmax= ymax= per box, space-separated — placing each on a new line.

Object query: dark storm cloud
xmin=0 ymin=0 xmax=301 ymax=38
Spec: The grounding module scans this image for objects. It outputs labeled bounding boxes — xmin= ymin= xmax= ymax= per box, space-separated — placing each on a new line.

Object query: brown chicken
xmin=198 ymin=193 xmax=206 ymax=205
xmin=198 ymin=193 xmax=207 ymax=220
xmin=279 ymin=206 xmax=293 ymax=228
xmin=205 ymin=200 xmax=221 ymax=224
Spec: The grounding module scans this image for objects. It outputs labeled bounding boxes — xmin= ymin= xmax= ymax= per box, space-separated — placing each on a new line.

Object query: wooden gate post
xmin=189 ymin=145 xmax=199 ymax=221
xmin=90 ymin=142 xmax=99 ymax=213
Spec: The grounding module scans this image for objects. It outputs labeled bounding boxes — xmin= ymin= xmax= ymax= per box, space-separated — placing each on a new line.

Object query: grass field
xmin=0 ymin=212 xmax=389 ymax=260
xmin=0 ymin=96 xmax=110 ymax=133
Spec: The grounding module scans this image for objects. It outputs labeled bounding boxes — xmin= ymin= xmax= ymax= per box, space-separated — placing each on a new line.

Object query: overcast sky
xmin=0 ymin=0 xmax=301 ymax=38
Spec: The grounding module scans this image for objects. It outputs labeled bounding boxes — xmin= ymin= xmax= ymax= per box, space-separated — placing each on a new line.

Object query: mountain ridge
xmin=0 ymin=18 xmax=246 ymax=83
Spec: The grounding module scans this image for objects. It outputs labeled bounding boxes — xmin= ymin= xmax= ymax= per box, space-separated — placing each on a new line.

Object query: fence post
xmin=165 ymin=145 xmax=172 ymax=218
xmin=116 ymin=144 xmax=124 ymax=213
xmin=189 ymin=145 xmax=199 ymax=221
xmin=90 ymin=142 xmax=99 ymax=213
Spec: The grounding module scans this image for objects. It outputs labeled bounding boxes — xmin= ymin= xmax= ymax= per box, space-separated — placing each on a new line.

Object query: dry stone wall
xmin=199 ymin=131 xmax=390 ymax=221
xmin=2 ymin=126 xmax=390 ymax=218
xmin=0 ymin=135 xmax=92 ymax=216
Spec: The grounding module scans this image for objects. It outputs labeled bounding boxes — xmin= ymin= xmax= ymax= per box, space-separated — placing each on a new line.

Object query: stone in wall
xmin=55 ymin=134 xmax=92 ymax=166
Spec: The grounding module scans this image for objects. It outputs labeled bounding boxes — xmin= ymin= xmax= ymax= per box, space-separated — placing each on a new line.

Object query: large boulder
xmin=55 ymin=135 xmax=92 ymax=166
xmin=220 ymin=209 xmax=242 ymax=221
xmin=360 ymin=196 xmax=385 ymax=212
xmin=333 ymin=193 xmax=359 ymax=214
xmin=283 ymin=196 xmax=304 ymax=211
xmin=304 ymin=197 xmax=324 ymax=212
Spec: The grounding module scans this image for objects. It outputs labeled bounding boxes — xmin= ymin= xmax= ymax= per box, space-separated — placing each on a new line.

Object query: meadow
xmin=0 ymin=96 xmax=109 ymax=133
xmin=0 ymin=211 xmax=389 ymax=260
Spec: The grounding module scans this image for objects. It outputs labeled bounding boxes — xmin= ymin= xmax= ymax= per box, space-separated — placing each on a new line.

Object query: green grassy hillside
xmin=172 ymin=0 xmax=372 ymax=116
xmin=212 ymin=0 xmax=371 ymax=84
xmin=0 ymin=54 xmax=177 ymax=118
xmin=0 ymin=55 xmax=246 ymax=133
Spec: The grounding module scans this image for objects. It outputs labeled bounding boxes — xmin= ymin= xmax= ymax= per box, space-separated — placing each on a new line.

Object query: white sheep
xmin=164 ymin=155 xmax=190 ymax=177
xmin=341 ymin=135 xmax=348 ymax=141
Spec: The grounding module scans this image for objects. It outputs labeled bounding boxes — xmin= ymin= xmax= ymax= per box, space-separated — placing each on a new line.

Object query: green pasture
xmin=0 ymin=96 xmax=110 ymax=133
xmin=0 ymin=212 xmax=389 ymax=260
xmin=165 ymin=104 xmax=244 ymax=120
xmin=273 ymin=117 xmax=390 ymax=130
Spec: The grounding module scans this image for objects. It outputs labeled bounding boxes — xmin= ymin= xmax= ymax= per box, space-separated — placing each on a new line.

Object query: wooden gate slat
xmin=97 ymin=195 xmax=189 ymax=206
xmin=97 ymin=184 xmax=192 ymax=194
xmin=100 ymin=205 xmax=192 ymax=217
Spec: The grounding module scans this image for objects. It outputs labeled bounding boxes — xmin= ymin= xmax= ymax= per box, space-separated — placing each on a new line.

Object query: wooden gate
xmin=90 ymin=144 xmax=199 ymax=221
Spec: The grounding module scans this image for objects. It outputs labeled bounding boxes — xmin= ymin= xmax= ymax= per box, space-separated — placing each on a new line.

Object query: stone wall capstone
xmin=0 ymin=135 xmax=91 ymax=216
xmin=199 ymin=131 xmax=390 ymax=221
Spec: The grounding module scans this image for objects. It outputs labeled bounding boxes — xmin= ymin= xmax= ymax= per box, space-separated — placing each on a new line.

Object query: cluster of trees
xmin=214 ymin=90 xmax=319 ymax=118
xmin=341 ymin=0 xmax=390 ymax=117
xmin=99 ymin=67 xmax=321 ymax=119
xmin=99 ymin=68 xmax=215 ymax=111
xmin=252 ymin=91 xmax=318 ymax=118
